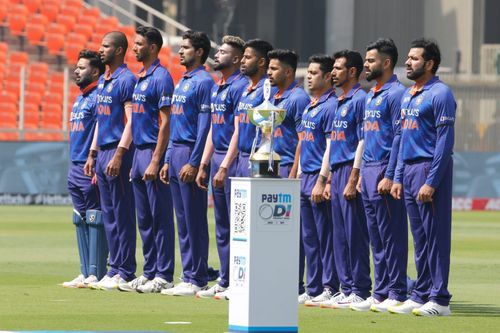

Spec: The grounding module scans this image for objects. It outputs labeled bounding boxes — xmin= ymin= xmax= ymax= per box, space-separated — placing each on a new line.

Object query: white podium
xmin=228 ymin=177 xmax=300 ymax=333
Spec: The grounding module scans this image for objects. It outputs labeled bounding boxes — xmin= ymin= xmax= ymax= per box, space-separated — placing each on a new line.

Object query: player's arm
xmin=179 ymin=79 xmax=214 ymax=183
xmin=418 ymin=90 xmax=456 ymax=202
xmin=391 ymin=126 xmax=405 ymax=200
xmin=213 ymin=115 xmax=239 ymax=188
xmin=84 ymin=120 xmax=99 ymax=177
xmin=312 ymin=137 xmax=330 ymax=203
xmin=160 ymin=140 xmax=172 ymax=184
xmin=343 ymin=100 xmax=364 ymax=200
xmin=105 ymin=101 xmax=133 ymax=177
xmin=144 ymin=106 xmax=171 ymax=181
xmin=379 ymin=91 xmax=404 ymax=194
xmin=196 ymin=125 xmax=214 ymax=190
xmin=289 ymin=97 xmax=309 ymax=179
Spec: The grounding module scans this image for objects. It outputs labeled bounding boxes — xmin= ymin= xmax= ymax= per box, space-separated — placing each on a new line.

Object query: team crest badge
xmin=89 ymin=214 xmax=95 ymax=223
xmin=183 ymin=83 xmax=190 ymax=92
xmin=250 ymin=91 xmax=256 ymax=100
xmin=98 ymin=83 xmax=104 ymax=89
xmin=340 ymin=106 xmax=348 ymax=117
xmin=403 ymin=96 xmax=411 ymax=103
xmin=212 ymin=91 xmax=217 ymax=97
xmin=366 ymin=97 xmax=372 ymax=104
xmin=106 ymin=83 xmax=113 ymax=93
xmin=416 ymin=95 xmax=424 ymax=105
xmin=375 ymin=96 xmax=383 ymax=106
xmin=140 ymin=81 xmax=148 ymax=91
xmin=221 ymin=90 xmax=228 ymax=101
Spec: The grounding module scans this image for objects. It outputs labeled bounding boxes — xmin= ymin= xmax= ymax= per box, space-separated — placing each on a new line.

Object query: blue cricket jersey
xmin=96 ymin=64 xmax=137 ymax=147
xmin=299 ymin=89 xmax=337 ymax=173
xmin=69 ymin=82 xmax=98 ymax=163
xmin=169 ymin=66 xmax=214 ymax=166
xmin=328 ymin=83 xmax=366 ymax=167
xmin=271 ymin=81 xmax=311 ymax=166
xmin=131 ymin=59 xmax=174 ymax=146
xmin=396 ymin=76 xmax=456 ymax=188
xmin=210 ymin=70 xmax=248 ymax=152
xmin=236 ymin=76 xmax=270 ymax=154
xmin=363 ymin=75 xmax=406 ymax=179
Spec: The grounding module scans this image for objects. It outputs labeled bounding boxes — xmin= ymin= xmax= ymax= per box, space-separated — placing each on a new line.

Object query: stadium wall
xmin=0 ymin=142 xmax=498 ymax=210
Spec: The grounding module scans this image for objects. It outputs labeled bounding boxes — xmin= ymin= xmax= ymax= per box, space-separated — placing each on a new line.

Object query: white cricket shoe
xmin=412 ymin=301 xmax=451 ymax=317
xmin=118 ymin=275 xmax=149 ymax=292
xmin=304 ymin=288 xmax=334 ymax=307
xmin=89 ymin=275 xmax=111 ymax=290
xmin=100 ymin=274 xmax=125 ymax=291
xmin=196 ymin=283 xmax=226 ymax=299
xmin=388 ymin=299 xmax=423 ymax=314
xmin=371 ymin=298 xmax=403 ymax=312
xmin=319 ymin=292 xmax=347 ymax=308
xmin=62 ymin=274 xmax=85 ymax=288
xmin=214 ymin=288 xmax=229 ymax=300
xmin=137 ymin=277 xmax=173 ymax=293
xmin=350 ymin=296 xmax=380 ymax=311
xmin=298 ymin=292 xmax=314 ymax=304
xmin=77 ymin=275 xmax=98 ymax=288
xmin=161 ymin=282 xmax=188 ymax=295
xmin=170 ymin=282 xmax=208 ymax=296
xmin=333 ymin=293 xmax=365 ymax=309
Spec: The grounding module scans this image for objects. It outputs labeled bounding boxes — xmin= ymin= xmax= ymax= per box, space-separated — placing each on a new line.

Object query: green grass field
xmin=0 ymin=206 xmax=499 ymax=333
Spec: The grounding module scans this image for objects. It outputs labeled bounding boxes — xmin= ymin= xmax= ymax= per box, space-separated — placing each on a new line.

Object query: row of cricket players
xmin=64 ymin=25 xmax=456 ymax=317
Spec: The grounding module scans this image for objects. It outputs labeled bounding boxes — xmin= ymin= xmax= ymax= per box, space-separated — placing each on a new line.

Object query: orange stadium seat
xmin=4 ymin=80 xmax=21 ymax=98
xmin=0 ymin=102 xmax=18 ymax=129
xmin=41 ymin=103 xmax=62 ymax=129
xmin=46 ymin=33 xmax=65 ymax=55
xmin=64 ymin=0 xmax=83 ymax=8
xmin=40 ymin=3 xmax=60 ymax=22
xmin=25 ymin=91 xmax=42 ymax=105
xmin=65 ymin=44 xmax=81 ymax=65
xmin=23 ymin=103 xmax=40 ymax=129
xmin=0 ymin=132 xmax=20 ymax=141
xmin=60 ymin=4 xmax=80 ymax=17
xmin=0 ymin=2 xmax=7 ymax=23
xmin=57 ymin=15 xmax=77 ymax=33
xmin=80 ymin=6 xmax=100 ymax=25
xmin=26 ymin=82 xmax=45 ymax=94
xmin=0 ymin=91 xmax=17 ymax=104
xmin=29 ymin=62 xmax=49 ymax=75
xmin=73 ymin=24 xmax=94 ymax=41
xmin=9 ymin=51 xmax=29 ymax=65
xmin=25 ymin=0 xmax=41 ymax=14
xmin=43 ymin=92 xmax=63 ymax=105
xmin=50 ymin=72 xmax=65 ymax=84
xmin=7 ymin=4 xmax=28 ymax=36
xmin=0 ymin=42 xmax=8 ymax=54
xmin=26 ymin=23 xmax=45 ymax=45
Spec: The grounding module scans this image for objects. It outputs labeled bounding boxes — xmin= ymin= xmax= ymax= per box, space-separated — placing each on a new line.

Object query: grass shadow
xmin=452 ymin=301 xmax=500 ymax=317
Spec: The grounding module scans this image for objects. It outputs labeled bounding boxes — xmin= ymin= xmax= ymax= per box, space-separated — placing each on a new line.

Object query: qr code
xmin=234 ymin=202 xmax=247 ymax=235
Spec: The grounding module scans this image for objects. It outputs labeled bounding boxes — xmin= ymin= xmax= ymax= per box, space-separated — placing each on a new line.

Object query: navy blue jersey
xmin=299 ymin=89 xmax=337 ymax=173
xmin=397 ymin=76 xmax=456 ymax=187
xmin=327 ymin=84 xmax=366 ymax=167
xmin=96 ymin=64 xmax=137 ymax=147
xmin=271 ymin=81 xmax=311 ymax=166
xmin=363 ymin=75 xmax=406 ymax=179
xmin=69 ymin=82 xmax=98 ymax=162
xmin=170 ymin=66 xmax=214 ymax=143
xmin=210 ymin=70 xmax=248 ymax=151
xmin=131 ymin=59 xmax=174 ymax=146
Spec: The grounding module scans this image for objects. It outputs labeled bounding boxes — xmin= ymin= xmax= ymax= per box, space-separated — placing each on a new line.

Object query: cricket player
xmin=296 ymin=55 xmax=339 ymax=306
xmin=235 ymin=39 xmax=274 ymax=177
xmin=267 ymin=49 xmax=310 ymax=178
xmin=84 ymin=31 xmax=137 ymax=290
xmin=195 ymin=35 xmax=248 ymax=299
xmin=350 ymin=38 xmax=408 ymax=312
xmin=63 ymin=50 xmax=106 ymax=288
xmin=159 ymin=30 xmax=214 ymax=296
xmin=316 ymin=50 xmax=371 ymax=309
xmin=388 ymin=38 xmax=455 ymax=317
xmin=117 ymin=26 xmax=175 ymax=293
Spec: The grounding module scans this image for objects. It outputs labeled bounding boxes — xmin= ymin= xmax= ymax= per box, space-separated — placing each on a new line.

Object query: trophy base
xmin=250 ymin=159 xmax=281 ymax=178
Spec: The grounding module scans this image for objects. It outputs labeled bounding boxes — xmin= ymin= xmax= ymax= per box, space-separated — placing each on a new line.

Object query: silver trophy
xmin=247 ymin=79 xmax=286 ymax=177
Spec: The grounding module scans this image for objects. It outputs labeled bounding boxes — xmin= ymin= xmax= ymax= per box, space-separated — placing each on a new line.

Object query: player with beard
xmin=159 ymin=30 xmax=215 ymax=296
xmin=235 ymin=39 xmax=274 ymax=177
xmin=350 ymin=38 xmax=408 ymax=312
xmin=84 ymin=31 xmax=137 ymax=291
xmin=195 ymin=35 xmax=248 ymax=299
xmin=117 ymin=26 xmax=176 ymax=294
xmin=267 ymin=49 xmax=310 ymax=178
xmin=315 ymin=50 xmax=371 ymax=309
xmin=389 ymin=38 xmax=456 ymax=317
xmin=63 ymin=50 xmax=106 ymax=289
